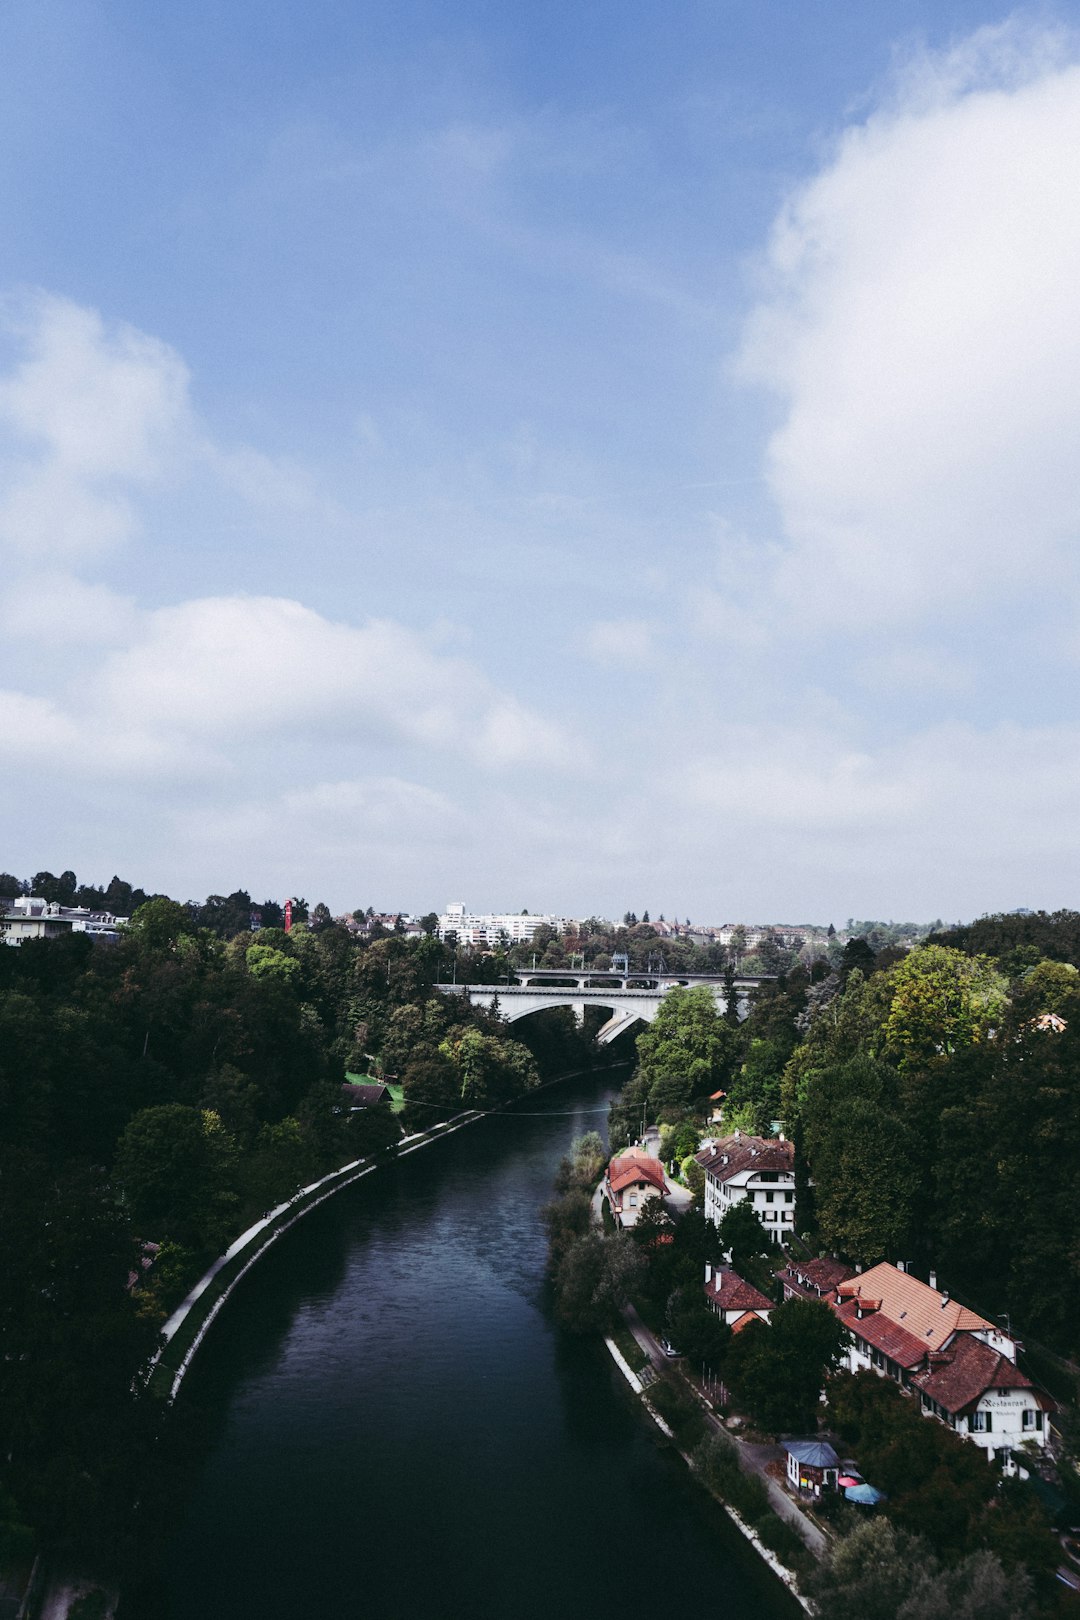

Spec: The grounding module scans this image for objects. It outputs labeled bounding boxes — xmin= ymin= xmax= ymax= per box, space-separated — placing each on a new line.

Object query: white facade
xmin=0 ymin=895 xmax=127 ymax=946
xmin=700 ymin=1135 xmax=796 ymax=1244
xmin=437 ymin=903 xmax=570 ymax=948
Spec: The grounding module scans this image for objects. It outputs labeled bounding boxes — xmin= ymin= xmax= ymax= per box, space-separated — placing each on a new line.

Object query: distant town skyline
xmin=2 ymin=2 xmax=1079 ymax=918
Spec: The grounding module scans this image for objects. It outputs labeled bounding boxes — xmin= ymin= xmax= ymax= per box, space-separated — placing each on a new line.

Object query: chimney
xmin=929 ymin=1270 xmax=938 ymax=1292
xmin=705 ymin=1263 xmax=712 ymax=1284
xmin=779 ymin=1131 xmax=785 ymax=1142
xmin=734 ymin=1128 xmax=741 ymax=1140
xmin=896 ymin=1260 xmax=905 ymax=1274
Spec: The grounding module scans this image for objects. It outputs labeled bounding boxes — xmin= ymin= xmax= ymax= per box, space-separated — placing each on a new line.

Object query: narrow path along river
xmin=147 ymin=1070 xmax=799 ymax=1619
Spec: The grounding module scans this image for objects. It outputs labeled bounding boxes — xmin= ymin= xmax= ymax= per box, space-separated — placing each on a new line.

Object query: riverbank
xmin=148 ymin=1109 xmax=485 ymax=1399
xmin=150 ymin=1065 xmax=795 ymax=1620
xmin=584 ymin=1169 xmax=818 ymax=1612
xmin=603 ymin=1308 xmax=815 ymax=1612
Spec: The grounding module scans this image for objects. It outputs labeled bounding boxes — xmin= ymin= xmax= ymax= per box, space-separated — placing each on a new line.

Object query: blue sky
xmin=2 ymin=0 xmax=1079 ymax=921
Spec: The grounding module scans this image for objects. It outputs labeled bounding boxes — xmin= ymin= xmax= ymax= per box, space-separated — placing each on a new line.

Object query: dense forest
xmin=0 ymin=869 xmax=587 ymax=1582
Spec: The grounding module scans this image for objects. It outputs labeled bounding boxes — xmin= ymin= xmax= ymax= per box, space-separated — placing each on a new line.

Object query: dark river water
xmin=149 ymin=1070 xmax=798 ymax=1619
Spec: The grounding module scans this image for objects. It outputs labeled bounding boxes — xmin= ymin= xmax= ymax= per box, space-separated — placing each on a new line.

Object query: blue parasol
xmin=844 ymin=1482 xmax=885 ymax=1504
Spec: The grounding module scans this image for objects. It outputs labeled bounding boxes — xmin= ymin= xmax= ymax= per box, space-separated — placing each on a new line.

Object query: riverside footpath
xmin=591 ymin=1166 xmax=824 ymax=1610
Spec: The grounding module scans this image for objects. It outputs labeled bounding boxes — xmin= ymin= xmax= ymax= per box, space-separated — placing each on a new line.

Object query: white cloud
xmin=738 ymin=25 xmax=1080 ymax=633
xmin=90 ymin=594 xmax=577 ymax=772
xmin=0 ymin=292 xmax=193 ymax=561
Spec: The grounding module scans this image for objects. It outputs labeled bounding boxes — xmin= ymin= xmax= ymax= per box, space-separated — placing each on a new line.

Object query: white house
xmin=703 ymin=1264 xmax=773 ymax=1332
xmin=0 ymin=895 xmax=127 ymax=947
xmin=696 ymin=1132 xmax=796 ymax=1244
xmin=831 ymin=1263 xmax=1051 ymax=1465
xmin=602 ymin=1149 xmax=669 ymax=1228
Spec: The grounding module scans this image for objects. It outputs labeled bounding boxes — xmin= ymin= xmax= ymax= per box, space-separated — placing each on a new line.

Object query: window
xmin=784 ymin=1192 xmax=794 ymax=1203
xmin=765 ymin=1191 xmax=774 ymax=1203
xmin=971 ymin=1410 xmax=991 ymax=1433
xmin=628 ymin=1194 xmax=637 ymax=1207
xmin=1022 ymin=1409 xmax=1043 ymax=1431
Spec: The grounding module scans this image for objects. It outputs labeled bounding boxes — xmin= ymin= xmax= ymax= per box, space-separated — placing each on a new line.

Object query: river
xmin=146 ymin=1070 xmax=799 ymax=1619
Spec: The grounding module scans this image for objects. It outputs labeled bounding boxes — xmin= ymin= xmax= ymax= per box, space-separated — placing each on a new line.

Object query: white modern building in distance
xmin=0 ymin=895 xmax=128 ymax=946
xmin=436 ymin=903 xmax=571 ymax=948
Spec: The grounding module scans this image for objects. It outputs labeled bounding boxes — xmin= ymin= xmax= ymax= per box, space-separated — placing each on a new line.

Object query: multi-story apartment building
xmin=0 ymin=894 xmax=128 ymax=946
xmin=696 ymin=1132 xmax=797 ymax=1244
xmin=436 ymin=903 xmax=570 ymax=948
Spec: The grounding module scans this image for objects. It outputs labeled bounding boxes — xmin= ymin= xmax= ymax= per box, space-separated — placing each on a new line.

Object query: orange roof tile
xmin=835 ymin=1263 xmax=994 ymax=1353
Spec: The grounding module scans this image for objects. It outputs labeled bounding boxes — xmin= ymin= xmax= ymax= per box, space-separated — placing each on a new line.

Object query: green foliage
xmin=716 ymin=1199 xmax=771 ymax=1277
xmin=808 ymin=1517 xmax=1036 ymax=1620
xmin=665 ymin=1287 xmax=730 ymax=1373
xmin=128 ymin=897 xmax=196 ymax=949
xmin=438 ymin=1027 xmax=540 ymax=1108
xmin=647 ymin=1375 xmax=705 ymax=1448
xmin=691 ymin=1432 xmax=770 ymax=1520
xmin=550 ymin=1232 xmax=645 ymax=1335
xmin=828 ymin=1373 xmax=1059 ymax=1575
xmin=724 ymin=1299 xmax=847 ymax=1434
xmin=116 ymin=1104 xmax=240 ymax=1251
xmin=802 ymin=1058 xmax=922 ymax=1263
xmin=245 ymin=942 xmax=301 ymax=983
xmin=882 ymin=946 xmax=1007 ymax=1071
xmin=553 ymin=1132 xmax=606 ymax=1193
xmin=633 ymin=987 xmax=739 ymax=1117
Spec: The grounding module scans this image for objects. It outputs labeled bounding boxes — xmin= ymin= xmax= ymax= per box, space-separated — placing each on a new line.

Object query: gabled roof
xmin=783 ymin=1257 xmax=855 ymax=1300
xmin=911 ymin=1333 xmax=1044 ymax=1415
xmin=695 ymin=1134 xmax=794 ymax=1183
xmin=834 ymin=1295 xmax=930 ymax=1369
xmin=341 ymin=1081 xmax=390 ymax=1106
xmin=705 ymin=1266 xmax=773 ymax=1315
xmin=606 ymin=1149 xmax=668 ymax=1196
xmin=835 ymin=1263 xmax=995 ymax=1353
xmin=730 ymin=1310 xmax=764 ymax=1335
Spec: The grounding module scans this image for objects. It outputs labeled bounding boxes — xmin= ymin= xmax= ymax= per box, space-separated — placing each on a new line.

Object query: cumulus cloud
xmin=0 ymin=292 xmax=193 ymax=561
xmin=1 ymin=592 xmax=578 ymax=784
xmin=738 ymin=22 xmax=1080 ymax=633
xmin=91 ymin=594 xmax=576 ymax=771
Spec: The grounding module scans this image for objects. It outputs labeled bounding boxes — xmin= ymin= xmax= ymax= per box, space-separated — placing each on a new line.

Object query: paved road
xmin=621 ymin=1302 xmax=827 ymax=1557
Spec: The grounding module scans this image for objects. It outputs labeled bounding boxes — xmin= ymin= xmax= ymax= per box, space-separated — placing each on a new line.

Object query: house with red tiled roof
xmin=703 ymin=1263 xmax=774 ymax=1331
xmin=696 ymin=1131 xmax=796 ymax=1244
xmin=603 ymin=1149 xmax=669 ymax=1229
xmin=780 ymin=1256 xmax=855 ymax=1305
xmin=831 ymin=1262 xmax=1051 ymax=1464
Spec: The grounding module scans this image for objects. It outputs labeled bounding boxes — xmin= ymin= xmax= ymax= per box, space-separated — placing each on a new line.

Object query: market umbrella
xmin=845 ymin=1483 xmax=885 ymax=1504
xmin=837 ymin=1474 xmax=862 ymax=1487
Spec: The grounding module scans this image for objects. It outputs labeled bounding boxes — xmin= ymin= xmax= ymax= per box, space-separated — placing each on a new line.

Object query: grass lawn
xmin=610 ymin=1321 xmax=649 ymax=1373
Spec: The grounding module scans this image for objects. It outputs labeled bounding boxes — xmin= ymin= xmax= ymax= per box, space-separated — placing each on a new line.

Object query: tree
xmin=666 ymin=1287 xmax=730 ymax=1371
xmin=115 ymin=1104 xmax=239 ymax=1250
xmin=727 ymin=1298 xmax=847 ymax=1432
xmin=634 ymin=987 xmax=739 ymax=1117
xmin=808 ymin=1517 xmax=1035 ymax=1620
xmin=128 ymin=897 xmax=196 ymax=950
xmin=803 ymin=1060 xmax=923 ymax=1262
xmin=551 ymin=1233 xmax=645 ymax=1334
xmin=716 ymin=1199 xmax=771 ymax=1276
xmin=883 ymin=945 xmax=1007 ymax=1071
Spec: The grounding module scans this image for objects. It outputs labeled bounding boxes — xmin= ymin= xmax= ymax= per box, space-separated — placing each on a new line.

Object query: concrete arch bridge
xmin=436 ymin=970 xmax=766 ymax=1046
